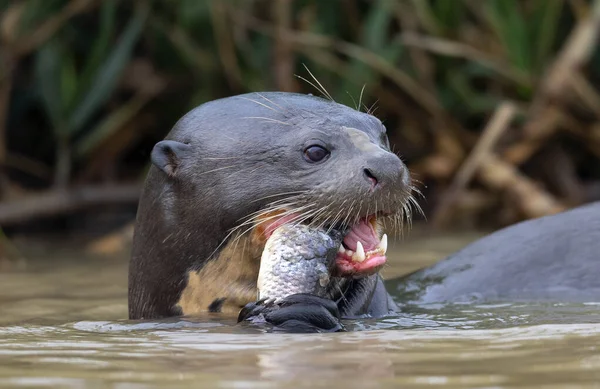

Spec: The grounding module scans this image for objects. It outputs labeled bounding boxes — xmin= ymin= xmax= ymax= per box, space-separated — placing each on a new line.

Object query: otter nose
xmin=363 ymin=153 xmax=409 ymax=190
xmin=363 ymin=168 xmax=378 ymax=187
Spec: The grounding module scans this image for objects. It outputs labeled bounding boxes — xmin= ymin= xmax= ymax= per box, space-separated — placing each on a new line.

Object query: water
xmin=1 ymin=231 xmax=600 ymax=388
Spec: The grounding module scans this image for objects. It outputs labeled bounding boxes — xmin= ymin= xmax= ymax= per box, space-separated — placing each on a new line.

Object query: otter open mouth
xmin=335 ymin=216 xmax=387 ymax=277
xmin=258 ymin=213 xmax=388 ymax=278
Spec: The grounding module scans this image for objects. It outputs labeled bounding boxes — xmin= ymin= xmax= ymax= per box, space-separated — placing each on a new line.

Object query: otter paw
xmin=237 ymin=293 xmax=346 ymax=333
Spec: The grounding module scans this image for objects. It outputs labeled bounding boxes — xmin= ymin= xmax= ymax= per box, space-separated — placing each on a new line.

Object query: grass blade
xmin=75 ymin=93 xmax=149 ymax=158
xmin=68 ymin=6 xmax=147 ymax=135
xmin=531 ymin=0 xmax=564 ymax=73
xmin=483 ymin=0 xmax=531 ymax=73
xmin=34 ymin=39 xmax=64 ymax=134
xmin=78 ymin=0 xmax=117 ymax=92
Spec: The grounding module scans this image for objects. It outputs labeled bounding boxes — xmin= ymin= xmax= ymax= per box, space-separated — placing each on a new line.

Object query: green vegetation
xmin=1 ymin=0 xmax=599 ymax=231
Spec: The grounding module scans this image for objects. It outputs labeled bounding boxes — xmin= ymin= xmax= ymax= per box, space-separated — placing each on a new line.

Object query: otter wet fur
xmin=128 ymin=91 xmax=414 ymax=331
xmin=395 ymin=201 xmax=600 ymax=305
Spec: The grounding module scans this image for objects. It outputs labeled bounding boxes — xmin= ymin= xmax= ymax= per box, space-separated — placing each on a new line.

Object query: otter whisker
xmin=352 ymin=201 xmax=365 ymax=229
xmin=308 ymin=206 xmax=336 ymax=230
xmin=340 ymin=199 xmax=358 ymax=230
xmin=370 ymin=105 xmax=380 ymax=117
xmin=240 ymin=196 xmax=309 ymax=221
xmin=326 ymin=214 xmax=343 ymax=234
xmin=255 ymin=92 xmax=288 ymax=112
xmin=292 ymin=202 xmax=333 ymax=228
xmin=295 ymin=75 xmax=331 ymax=102
xmin=327 ymin=198 xmax=349 ymax=230
xmin=241 ymin=194 xmax=306 ymax=216
xmin=240 ymin=97 xmax=282 ymax=113
xmin=299 ymin=64 xmax=334 ymax=102
xmin=405 ymin=198 xmax=413 ymax=223
xmin=220 ymin=164 xmax=274 ymax=180
xmin=289 ymin=208 xmax=327 ymax=229
xmin=227 ymin=205 xmax=316 ymax=250
xmin=250 ymin=200 xmax=314 ymax=223
xmin=244 ymin=117 xmax=292 ymax=126
xmin=206 ymin=228 xmax=242 ymax=264
xmin=409 ymin=186 xmax=425 ymax=203
xmin=202 ymin=156 xmax=240 ymax=160
xmin=383 ymin=215 xmax=392 ymax=233
xmin=210 ymin=201 xmax=309 ymax=259
xmin=309 ymin=202 xmax=334 ymax=224
xmin=366 ymin=99 xmax=379 ymax=116
xmin=256 ymin=193 xmax=307 ymax=205
xmin=346 ymin=91 xmax=359 ymax=111
xmin=358 ymin=84 xmax=366 ymax=113
xmin=249 ymin=191 xmax=309 ymax=204
xmin=365 ymin=201 xmax=373 ymax=224
xmin=241 ymin=233 xmax=249 ymax=264
xmin=402 ymin=203 xmax=411 ymax=233
xmin=339 ymin=202 xmax=353 ymax=231
xmin=408 ymin=192 xmax=425 ymax=219
xmin=197 ymin=165 xmax=238 ymax=176
xmin=333 ymin=282 xmax=350 ymax=308
xmin=317 ymin=212 xmax=336 ymax=231
xmin=237 ymin=198 xmax=297 ymax=222
xmin=242 ymin=206 xmax=321 ymax=240
xmin=228 ymin=230 xmax=246 ymax=266
xmin=235 ymin=203 xmax=314 ymax=232
xmin=392 ymin=204 xmax=400 ymax=238
xmin=315 ymin=207 xmax=341 ymax=232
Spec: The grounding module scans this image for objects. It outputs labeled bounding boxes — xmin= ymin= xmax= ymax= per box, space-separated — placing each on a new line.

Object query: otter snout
xmin=341 ymin=126 xmax=410 ymax=193
xmin=363 ymin=152 xmax=410 ymax=191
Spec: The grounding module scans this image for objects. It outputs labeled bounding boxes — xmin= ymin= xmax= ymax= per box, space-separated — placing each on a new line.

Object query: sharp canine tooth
xmin=353 ymin=241 xmax=366 ymax=262
xmin=380 ymin=234 xmax=388 ymax=254
xmin=338 ymin=244 xmax=345 ymax=254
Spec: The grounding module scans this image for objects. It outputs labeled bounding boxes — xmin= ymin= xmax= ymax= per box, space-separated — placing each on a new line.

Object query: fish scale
xmin=257 ymin=224 xmax=343 ymax=301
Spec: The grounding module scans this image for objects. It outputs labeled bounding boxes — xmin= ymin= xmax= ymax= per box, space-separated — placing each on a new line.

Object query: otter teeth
xmin=379 ymin=234 xmax=388 ymax=254
xmin=352 ymin=241 xmax=366 ymax=262
xmin=340 ymin=236 xmax=387 ymax=262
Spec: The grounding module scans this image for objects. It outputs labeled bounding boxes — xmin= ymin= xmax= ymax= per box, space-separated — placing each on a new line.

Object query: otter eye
xmin=304 ymin=145 xmax=330 ymax=163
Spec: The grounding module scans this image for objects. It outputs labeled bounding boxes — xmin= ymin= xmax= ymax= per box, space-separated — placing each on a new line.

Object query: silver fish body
xmin=257 ymin=224 xmax=343 ymax=301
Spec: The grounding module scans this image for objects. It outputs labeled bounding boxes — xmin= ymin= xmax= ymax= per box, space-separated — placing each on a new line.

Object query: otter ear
xmin=151 ymin=140 xmax=192 ymax=177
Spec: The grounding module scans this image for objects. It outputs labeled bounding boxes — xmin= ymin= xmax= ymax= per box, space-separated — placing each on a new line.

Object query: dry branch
xmin=0 ymin=184 xmax=141 ymax=226
xmin=477 ymin=155 xmax=567 ymax=218
xmin=503 ymin=0 xmax=600 ymax=166
xmin=433 ymin=102 xmax=519 ymax=226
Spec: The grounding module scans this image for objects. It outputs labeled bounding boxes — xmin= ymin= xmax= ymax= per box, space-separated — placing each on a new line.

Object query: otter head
xmin=129 ymin=92 xmax=414 ymax=319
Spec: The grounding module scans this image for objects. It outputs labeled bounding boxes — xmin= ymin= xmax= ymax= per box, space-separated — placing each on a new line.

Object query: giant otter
xmin=129 ymin=91 xmax=599 ymax=333
xmin=128 ymin=92 xmax=412 ymax=331
xmin=395 ymin=200 xmax=600 ymax=305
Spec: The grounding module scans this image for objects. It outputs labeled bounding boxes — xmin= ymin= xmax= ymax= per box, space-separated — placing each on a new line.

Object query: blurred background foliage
xmin=1 ymin=0 xmax=600 ymax=244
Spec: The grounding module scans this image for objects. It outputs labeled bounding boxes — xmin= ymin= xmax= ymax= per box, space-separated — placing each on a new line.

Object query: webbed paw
xmin=237 ymin=293 xmax=345 ymax=333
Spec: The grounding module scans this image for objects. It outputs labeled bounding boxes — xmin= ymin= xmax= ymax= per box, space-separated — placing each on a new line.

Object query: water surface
xmin=1 ymin=231 xmax=599 ymax=388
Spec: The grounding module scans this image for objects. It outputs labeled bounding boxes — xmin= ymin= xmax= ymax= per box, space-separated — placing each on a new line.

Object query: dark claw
xmin=237 ymin=293 xmax=345 ymax=333
xmin=237 ymin=298 xmax=272 ymax=323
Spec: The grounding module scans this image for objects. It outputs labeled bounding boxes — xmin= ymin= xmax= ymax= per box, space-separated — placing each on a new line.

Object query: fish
xmin=257 ymin=224 xmax=344 ymax=302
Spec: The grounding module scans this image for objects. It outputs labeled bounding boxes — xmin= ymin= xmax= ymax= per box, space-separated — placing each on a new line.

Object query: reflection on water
xmin=1 ymin=231 xmax=600 ymax=388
